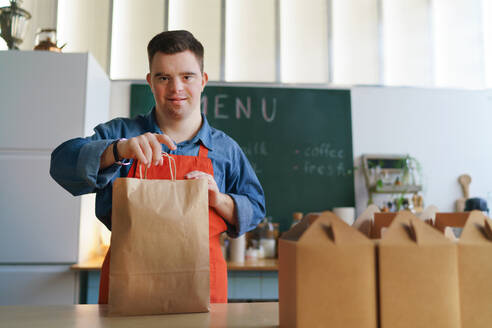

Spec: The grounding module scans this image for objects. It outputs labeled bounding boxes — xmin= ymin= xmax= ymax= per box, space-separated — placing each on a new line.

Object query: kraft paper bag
xmin=279 ymin=212 xmax=377 ymax=328
xmin=458 ymin=211 xmax=492 ymax=328
xmin=108 ymin=162 xmax=210 ymax=316
xmin=379 ymin=212 xmax=461 ymax=328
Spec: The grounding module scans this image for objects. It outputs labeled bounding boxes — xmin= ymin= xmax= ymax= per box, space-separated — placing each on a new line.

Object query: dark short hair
xmin=147 ymin=30 xmax=204 ymax=73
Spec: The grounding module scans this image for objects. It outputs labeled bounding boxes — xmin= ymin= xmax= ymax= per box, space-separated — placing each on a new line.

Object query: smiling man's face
xmin=146 ymin=50 xmax=208 ymax=121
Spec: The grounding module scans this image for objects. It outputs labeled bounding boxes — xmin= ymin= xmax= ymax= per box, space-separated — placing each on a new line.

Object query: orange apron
xmin=98 ymin=145 xmax=228 ymax=304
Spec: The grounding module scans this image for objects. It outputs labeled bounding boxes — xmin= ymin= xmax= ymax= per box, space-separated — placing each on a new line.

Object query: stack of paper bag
xmin=279 ymin=212 xmax=377 ymax=328
xmin=458 ymin=210 xmax=492 ymax=328
xmin=378 ymin=212 xmax=461 ymax=328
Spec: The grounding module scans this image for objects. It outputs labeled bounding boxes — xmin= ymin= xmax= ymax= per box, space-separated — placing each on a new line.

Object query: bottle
xmin=229 ymin=234 xmax=246 ymax=263
xmin=291 ymin=212 xmax=303 ymax=228
xmin=259 ymin=229 xmax=276 ymax=259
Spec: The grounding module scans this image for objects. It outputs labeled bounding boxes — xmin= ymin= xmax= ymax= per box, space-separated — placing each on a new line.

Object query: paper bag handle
xmin=137 ymin=152 xmax=176 ymax=180
xmin=138 ymin=162 xmax=148 ymax=179
xmin=161 ymin=152 xmax=176 ymax=180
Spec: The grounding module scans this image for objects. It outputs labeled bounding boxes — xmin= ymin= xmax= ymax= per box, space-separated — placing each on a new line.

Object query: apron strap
xmin=198 ymin=144 xmax=209 ymax=158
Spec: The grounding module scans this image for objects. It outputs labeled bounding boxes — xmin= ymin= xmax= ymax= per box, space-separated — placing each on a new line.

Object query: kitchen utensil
xmin=455 ymin=174 xmax=471 ymax=212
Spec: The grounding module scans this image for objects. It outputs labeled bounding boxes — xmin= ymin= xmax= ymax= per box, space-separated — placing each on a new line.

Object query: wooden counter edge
xmin=70 ymin=255 xmax=105 ymax=271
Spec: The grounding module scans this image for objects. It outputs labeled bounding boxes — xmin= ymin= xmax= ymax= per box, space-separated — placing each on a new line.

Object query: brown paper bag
xmin=108 ymin=169 xmax=210 ymax=316
xmin=279 ymin=212 xmax=378 ymax=328
xmin=458 ymin=211 xmax=492 ymax=328
xmin=379 ymin=212 xmax=461 ymax=328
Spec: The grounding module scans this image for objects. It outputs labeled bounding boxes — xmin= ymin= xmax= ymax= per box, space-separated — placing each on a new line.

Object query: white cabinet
xmin=0 ymin=152 xmax=79 ymax=263
xmin=0 ymin=51 xmax=110 ymax=304
xmin=0 ymin=266 xmax=77 ymax=305
xmin=0 ymin=51 xmax=109 ymax=149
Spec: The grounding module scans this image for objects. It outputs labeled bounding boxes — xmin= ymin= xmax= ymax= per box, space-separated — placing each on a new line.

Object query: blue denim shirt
xmin=50 ymin=108 xmax=265 ymax=237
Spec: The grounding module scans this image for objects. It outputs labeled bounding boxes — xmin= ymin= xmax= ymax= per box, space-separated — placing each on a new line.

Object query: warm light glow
xmin=100 ymin=226 xmax=111 ymax=247
xmin=0 ymin=38 xmax=7 ymax=51
xmin=484 ymin=0 xmax=492 ymax=88
xmin=168 ymin=0 xmax=222 ymax=81
xmin=280 ymin=0 xmax=329 ymax=83
xmin=433 ymin=0 xmax=484 ymax=88
xmin=225 ymin=0 xmax=276 ymax=82
xmin=51 ymin=0 xmax=492 ymax=86
xmin=110 ymin=0 xmax=165 ymax=79
xmin=332 ymin=0 xmax=380 ymax=85
xmin=79 ymin=194 xmax=104 ymax=262
xmin=382 ymin=0 xmax=432 ymax=86
xmin=57 ymin=0 xmax=110 ymax=71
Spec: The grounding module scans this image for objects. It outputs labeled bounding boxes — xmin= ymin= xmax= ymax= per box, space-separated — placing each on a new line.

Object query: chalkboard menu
xmin=130 ymin=84 xmax=354 ymax=232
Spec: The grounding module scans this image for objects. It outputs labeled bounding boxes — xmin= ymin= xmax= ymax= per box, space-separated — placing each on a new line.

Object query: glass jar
xmin=34 ymin=28 xmax=59 ymax=52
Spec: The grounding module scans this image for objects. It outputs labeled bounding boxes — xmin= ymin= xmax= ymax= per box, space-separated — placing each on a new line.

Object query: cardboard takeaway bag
xmin=458 ymin=210 xmax=492 ymax=328
xmin=279 ymin=212 xmax=377 ymax=328
xmin=378 ymin=212 xmax=461 ymax=328
xmin=108 ymin=162 xmax=210 ymax=316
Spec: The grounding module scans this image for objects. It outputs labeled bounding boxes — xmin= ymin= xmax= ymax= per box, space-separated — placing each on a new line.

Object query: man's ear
xmin=201 ymin=72 xmax=208 ymax=91
xmin=146 ymin=73 xmax=153 ymax=91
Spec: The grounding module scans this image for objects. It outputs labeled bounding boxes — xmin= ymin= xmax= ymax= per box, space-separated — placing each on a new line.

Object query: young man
xmin=50 ymin=30 xmax=265 ymax=303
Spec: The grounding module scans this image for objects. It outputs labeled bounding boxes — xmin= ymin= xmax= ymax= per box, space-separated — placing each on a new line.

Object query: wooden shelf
xmin=227 ymin=258 xmax=278 ymax=271
xmin=370 ymin=185 xmax=422 ymax=194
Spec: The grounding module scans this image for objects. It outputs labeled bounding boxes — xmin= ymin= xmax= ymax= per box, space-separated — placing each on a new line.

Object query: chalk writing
xmin=302 ymin=161 xmax=347 ymax=177
xmin=261 ymin=98 xmax=276 ymax=122
xmin=304 ymin=143 xmax=344 ymax=159
xmin=214 ymin=94 xmax=228 ymax=119
xmin=201 ymin=95 xmax=277 ymax=123
xmin=241 ymin=141 xmax=268 ymax=157
xmin=236 ymin=97 xmax=251 ymax=119
xmin=249 ymin=161 xmax=262 ymax=174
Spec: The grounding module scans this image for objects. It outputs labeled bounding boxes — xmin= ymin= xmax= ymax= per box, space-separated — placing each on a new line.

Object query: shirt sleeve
xmin=49 ymin=120 xmax=124 ymax=196
xmin=224 ymin=145 xmax=266 ymax=238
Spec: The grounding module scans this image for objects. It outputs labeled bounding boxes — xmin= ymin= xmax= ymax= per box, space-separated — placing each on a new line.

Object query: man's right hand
xmin=100 ymin=133 xmax=177 ymax=169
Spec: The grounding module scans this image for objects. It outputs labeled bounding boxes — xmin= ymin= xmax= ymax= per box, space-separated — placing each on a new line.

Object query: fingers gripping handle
xmin=137 ymin=152 xmax=176 ymax=180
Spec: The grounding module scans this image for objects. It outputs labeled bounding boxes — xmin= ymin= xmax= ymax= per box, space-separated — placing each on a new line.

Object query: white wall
xmin=57 ymin=0 xmax=111 ymax=72
xmin=20 ymin=0 xmax=57 ymax=51
xmin=351 ymin=86 xmax=492 ymax=215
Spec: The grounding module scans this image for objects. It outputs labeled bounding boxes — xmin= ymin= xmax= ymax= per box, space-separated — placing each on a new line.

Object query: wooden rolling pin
xmin=455 ymin=174 xmax=471 ymax=212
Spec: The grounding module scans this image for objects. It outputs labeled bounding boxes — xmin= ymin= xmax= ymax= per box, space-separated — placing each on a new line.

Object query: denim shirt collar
xmin=146 ymin=107 xmax=213 ymax=151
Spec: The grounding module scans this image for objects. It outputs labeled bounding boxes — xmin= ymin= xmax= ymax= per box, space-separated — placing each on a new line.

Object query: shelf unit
xmin=362 ymin=154 xmax=422 ymax=204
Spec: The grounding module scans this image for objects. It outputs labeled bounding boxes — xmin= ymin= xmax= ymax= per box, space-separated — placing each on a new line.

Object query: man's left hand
xmin=184 ymin=170 xmax=237 ymax=226
xmin=184 ymin=170 xmax=222 ymax=208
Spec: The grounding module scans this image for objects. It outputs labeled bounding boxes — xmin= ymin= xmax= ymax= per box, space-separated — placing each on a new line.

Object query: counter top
xmin=70 ymin=255 xmax=106 ymax=271
xmin=227 ymin=258 xmax=278 ymax=271
xmin=71 ymin=256 xmax=278 ymax=271
xmin=0 ymin=303 xmax=278 ymax=328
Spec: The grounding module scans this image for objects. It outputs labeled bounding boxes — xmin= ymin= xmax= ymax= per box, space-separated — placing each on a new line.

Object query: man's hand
xmin=184 ymin=170 xmax=237 ymax=226
xmin=100 ymin=133 xmax=176 ymax=169
xmin=184 ymin=170 xmax=222 ymax=207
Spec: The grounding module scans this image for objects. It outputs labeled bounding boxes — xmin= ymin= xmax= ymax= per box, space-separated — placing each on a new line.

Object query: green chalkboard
xmin=130 ymin=84 xmax=354 ymax=232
